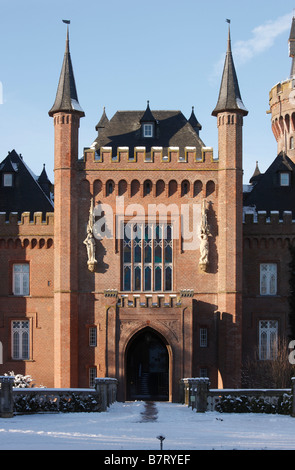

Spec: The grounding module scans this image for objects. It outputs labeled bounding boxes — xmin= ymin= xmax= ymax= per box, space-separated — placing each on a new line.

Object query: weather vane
xmin=62 ymin=19 xmax=70 ymax=24
xmin=226 ymin=18 xmax=231 ymax=24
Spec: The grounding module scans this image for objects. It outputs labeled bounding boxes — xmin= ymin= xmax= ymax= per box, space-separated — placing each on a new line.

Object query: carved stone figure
xmin=84 ymin=198 xmax=97 ymax=272
xmin=199 ymin=199 xmax=210 ymax=272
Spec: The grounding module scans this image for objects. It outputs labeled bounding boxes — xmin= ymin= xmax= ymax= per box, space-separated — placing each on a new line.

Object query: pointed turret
xmin=95 ymin=107 xmax=109 ymax=132
xmin=48 ymin=24 xmax=84 ymax=117
xmin=38 ymin=164 xmax=52 ymax=198
xmin=188 ymin=106 xmax=202 ymax=136
xmin=212 ymin=24 xmax=248 ymax=117
xmin=140 ymin=101 xmax=156 ymax=124
xmin=249 ymin=161 xmax=262 ymax=185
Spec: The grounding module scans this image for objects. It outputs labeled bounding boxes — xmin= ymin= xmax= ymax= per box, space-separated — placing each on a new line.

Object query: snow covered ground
xmin=0 ymin=400 xmax=294 ymax=451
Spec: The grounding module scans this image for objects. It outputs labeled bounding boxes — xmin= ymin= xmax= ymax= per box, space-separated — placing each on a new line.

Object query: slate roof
xmin=212 ymin=26 xmax=248 ymax=117
xmin=243 ymin=152 xmax=295 ymax=217
xmin=92 ymin=107 xmax=205 ymax=156
xmin=48 ymin=27 xmax=84 ymax=117
xmin=0 ymin=150 xmax=54 ymax=220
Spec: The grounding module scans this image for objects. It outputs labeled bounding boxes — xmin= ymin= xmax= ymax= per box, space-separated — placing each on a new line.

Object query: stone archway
xmin=126 ymin=328 xmax=169 ymax=401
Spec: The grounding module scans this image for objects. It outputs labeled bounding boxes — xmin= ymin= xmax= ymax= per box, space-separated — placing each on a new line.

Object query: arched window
xmin=290 ymin=136 xmax=294 ymax=150
xmin=106 ymin=180 xmax=114 ymax=196
xmin=181 ymin=180 xmax=190 ymax=196
xmin=144 ymin=180 xmax=152 ymax=196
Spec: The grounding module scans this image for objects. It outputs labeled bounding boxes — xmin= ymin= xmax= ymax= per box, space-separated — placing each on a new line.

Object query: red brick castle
xmin=0 ymin=19 xmax=294 ymax=401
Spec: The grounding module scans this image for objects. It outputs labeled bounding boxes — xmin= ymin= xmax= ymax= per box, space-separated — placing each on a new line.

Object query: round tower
xmin=48 ymin=22 xmax=84 ymax=388
xmin=269 ymin=16 xmax=295 ymax=162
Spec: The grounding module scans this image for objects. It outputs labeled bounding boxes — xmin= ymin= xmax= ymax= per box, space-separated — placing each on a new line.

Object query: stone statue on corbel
xmin=84 ymin=197 xmax=97 ymax=272
xmin=199 ymin=199 xmax=211 ymax=272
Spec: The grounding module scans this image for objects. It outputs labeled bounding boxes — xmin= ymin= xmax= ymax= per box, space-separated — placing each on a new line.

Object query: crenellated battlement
xmin=82 ymin=145 xmax=216 ymax=166
xmin=243 ymin=209 xmax=295 ymax=240
xmin=243 ymin=210 xmax=294 ymax=225
xmin=0 ymin=211 xmax=54 ymax=226
xmin=0 ymin=211 xmax=54 ymax=240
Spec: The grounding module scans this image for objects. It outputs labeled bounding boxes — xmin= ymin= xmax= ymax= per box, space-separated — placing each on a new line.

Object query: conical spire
xmin=188 ymin=106 xmax=202 ymax=135
xmin=95 ymin=107 xmax=109 ymax=132
xmin=289 ymin=16 xmax=295 ymax=78
xmin=212 ymin=23 xmax=248 ymax=116
xmin=140 ymin=101 xmax=156 ymax=123
xmin=48 ymin=22 xmax=84 ymax=117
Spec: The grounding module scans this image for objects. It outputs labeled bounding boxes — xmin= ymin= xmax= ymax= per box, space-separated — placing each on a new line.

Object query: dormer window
xmin=3 ymin=173 xmax=13 ymax=187
xmin=280 ymin=172 xmax=290 ymax=186
xmin=140 ymin=101 xmax=156 ymax=139
xmin=143 ymin=123 xmax=153 ymax=138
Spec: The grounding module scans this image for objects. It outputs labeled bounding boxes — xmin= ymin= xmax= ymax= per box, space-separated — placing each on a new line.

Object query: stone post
xmin=95 ymin=379 xmax=108 ymax=411
xmin=195 ymin=378 xmax=210 ymax=413
xmin=0 ymin=376 xmax=14 ymax=418
xmin=94 ymin=378 xmax=118 ymax=412
xmin=181 ymin=379 xmax=191 ymax=405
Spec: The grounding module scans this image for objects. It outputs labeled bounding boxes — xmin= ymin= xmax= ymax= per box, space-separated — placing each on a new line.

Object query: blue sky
xmin=1 ymin=0 xmax=295 ymax=184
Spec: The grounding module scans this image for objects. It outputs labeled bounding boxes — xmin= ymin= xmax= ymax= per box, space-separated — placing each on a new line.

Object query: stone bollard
xmin=194 ymin=378 xmax=210 ymax=413
xmin=0 ymin=376 xmax=15 ymax=418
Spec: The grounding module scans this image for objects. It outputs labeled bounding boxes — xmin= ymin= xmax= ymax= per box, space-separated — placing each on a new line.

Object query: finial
xmin=62 ymin=19 xmax=70 ymax=51
xmin=226 ymin=19 xmax=231 ymax=51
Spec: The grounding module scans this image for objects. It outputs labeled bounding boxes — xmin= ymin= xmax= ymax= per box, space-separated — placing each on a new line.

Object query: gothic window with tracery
xmin=259 ymin=320 xmax=278 ymax=360
xmin=122 ymin=223 xmax=173 ymax=292
xmin=260 ymin=263 xmax=277 ymax=296
xmin=11 ymin=320 xmax=30 ymax=360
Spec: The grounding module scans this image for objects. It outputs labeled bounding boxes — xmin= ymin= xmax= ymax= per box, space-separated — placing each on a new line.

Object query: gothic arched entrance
xmin=126 ymin=328 xmax=169 ymax=401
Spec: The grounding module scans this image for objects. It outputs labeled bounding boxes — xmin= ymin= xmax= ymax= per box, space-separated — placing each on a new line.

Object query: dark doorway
xmin=126 ymin=329 xmax=169 ymax=401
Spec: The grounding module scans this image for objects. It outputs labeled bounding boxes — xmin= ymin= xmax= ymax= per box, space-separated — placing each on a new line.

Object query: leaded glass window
xmin=13 ymin=264 xmax=30 ymax=296
xmin=11 ymin=320 xmax=30 ymax=360
xmin=259 ymin=320 xmax=278 ymax=360
xmin=122 ymin=223 xmax=173 ymax=292
xmin=260 ymin=263 xmax=277 ymax=296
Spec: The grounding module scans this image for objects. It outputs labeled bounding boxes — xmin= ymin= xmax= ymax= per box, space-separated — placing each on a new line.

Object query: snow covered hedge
xmin=13 ymin=391 xmax=102 ymax=414
xmin=215 ymin=394 xmax=292 ymax=415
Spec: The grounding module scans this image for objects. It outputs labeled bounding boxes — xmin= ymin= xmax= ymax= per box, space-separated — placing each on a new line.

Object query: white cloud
xmin=210 ymin=12 xmax=293 ymax=84
xmin=233 ymin=12 xmax=293 ymax=65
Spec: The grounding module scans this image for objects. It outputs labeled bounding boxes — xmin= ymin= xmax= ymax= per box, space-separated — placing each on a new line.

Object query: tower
xmin=48 ymin=24 xmax=84 ymax=387
xmin=269 ymin=16 xmax=295 ymax=162
xmin=212 ymin=23 xmax=248 ymax=387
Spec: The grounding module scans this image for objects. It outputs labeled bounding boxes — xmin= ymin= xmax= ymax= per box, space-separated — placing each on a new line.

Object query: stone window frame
xmin=11 ymin=319 xmax=30 ymax=360
xmin=89 ymin=326 xmax=97 ymax=347
xmin=12 ymin=263 xmax=30 ymax=296
xmin=122 ymin=222 xmax=173 ymax=293
xmin=260 ymin=263 xmax=277 ymax=296
xmin=259 ymin=319 xmax=278 ymax=360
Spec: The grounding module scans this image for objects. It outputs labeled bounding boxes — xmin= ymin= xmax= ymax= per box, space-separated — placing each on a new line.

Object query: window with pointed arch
xmin=122 ymin=223 xmax=173 ymax=292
